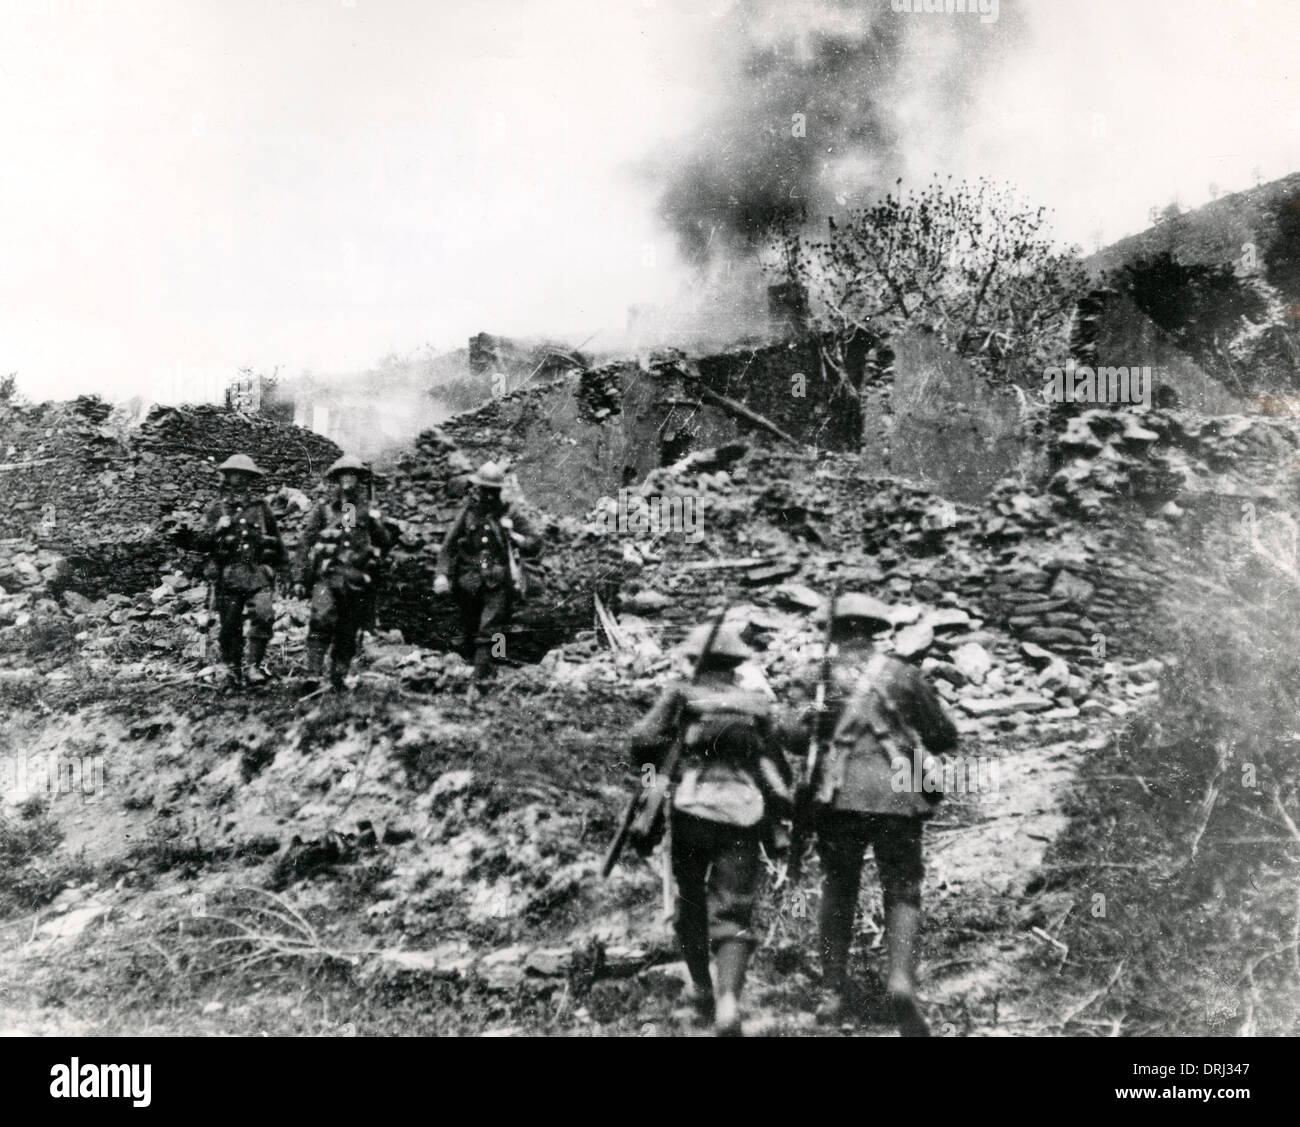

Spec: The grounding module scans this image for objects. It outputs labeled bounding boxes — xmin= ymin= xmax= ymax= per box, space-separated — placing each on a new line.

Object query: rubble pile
xmin=575 ymin=365 xmax=623 ymax=423
xmin=598 ymin=445 xmax=1101 ymax=646
xmin=0 ymin=560 xmax=318 ymax=679
xmin=1046 ymin=406 xmax=1300 ymax=517
xmin=528 ymin=444 xmax=1122 ymax=730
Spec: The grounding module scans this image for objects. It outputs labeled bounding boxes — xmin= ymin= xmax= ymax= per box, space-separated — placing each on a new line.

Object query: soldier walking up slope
xmin=787 ymin=593 xmax=958 ymax=1036
xmin=628 ymin=621 xmax=793 ymax=1037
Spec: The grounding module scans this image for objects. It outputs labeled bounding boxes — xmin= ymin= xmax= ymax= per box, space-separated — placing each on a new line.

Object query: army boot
xmin=329 ymin=658 xmax=349 ymax=694
xmin=472 ymin=642 xmax=495 ymax=684
xmin=675 ymin=934 xmax=715 ymax=1027
xmin=221 ymin=663 xmax=244 ymax=691
xmin=885 ymin=903 xmax=930 ymax=1037
xmin=246 ymin=637 xmax=270 ymax=685
xmin=713 ymin=940 xmax=750 ymax=1037
xmin=816 ymin=879 xmax=855 ymax=1025
xmin=815 ymin=988 xmax=850 ymax=1026
xmin=683 ymin=983 xmax=715 ymax=1026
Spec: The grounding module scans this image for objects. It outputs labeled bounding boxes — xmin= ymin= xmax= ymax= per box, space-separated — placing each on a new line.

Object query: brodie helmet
xmin=813 ymin=592 xmax=893 ymax=633
xmin=469 ymin=461 xmax=507 ymax=489
xmin=217 ymin=453 xmax=266 ymax=476
xmin=680 ymin=621 xmax=754 ymax=664
xmin=325 ymin=454 xmax=372 ymax=480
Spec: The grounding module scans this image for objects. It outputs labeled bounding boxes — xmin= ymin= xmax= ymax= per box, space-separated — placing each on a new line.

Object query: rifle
xmin=783 ymin=585 xmax=839 ymax=887
xmin=601 ymin=607 xmax=727 ymax=879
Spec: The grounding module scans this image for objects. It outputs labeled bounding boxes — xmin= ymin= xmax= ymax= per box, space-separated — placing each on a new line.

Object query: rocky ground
xmin=0 ymin=642 xmax=1154 ymax=1038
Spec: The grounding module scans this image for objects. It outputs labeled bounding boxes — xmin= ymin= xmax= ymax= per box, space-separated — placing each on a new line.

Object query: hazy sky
xmin=1 ymin=0 xmax=1298 ymax=401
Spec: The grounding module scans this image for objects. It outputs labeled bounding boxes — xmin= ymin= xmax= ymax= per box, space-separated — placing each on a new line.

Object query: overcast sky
xmin=2 ymin=0 xmax=1298 ymax=402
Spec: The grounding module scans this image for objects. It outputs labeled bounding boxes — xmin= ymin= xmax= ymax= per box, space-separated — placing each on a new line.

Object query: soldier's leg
xmin=707 ymin=825 xmax=761 ymax=1037
xmin=669 ymin=812 xmax=714 ymax=1015
xmin=869 ymin=815 xmax=929 ymax=1037
xmin=454 ymin=588 xmax=481 ymax=663
xmin=216 ymin=589 xmax=246 ymax=681
xmin=472 ymin=586 xmax=511 ymax=682
xmin=304 ymin=583 xmax=338 ymax=687
xmin=245 ymin=589 xmax=274 ymax=681
xmin=329 ymin=594 xmax=365 ymax=691
xmin=356 ymin=590 xmax=378 ymax=663
xmin=815 ymin=812 xmax=870 ymax=999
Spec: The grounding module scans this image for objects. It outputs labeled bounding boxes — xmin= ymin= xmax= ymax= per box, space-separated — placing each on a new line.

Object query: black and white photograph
xmin=0 ymin=0 xmax=1294 ymax=1091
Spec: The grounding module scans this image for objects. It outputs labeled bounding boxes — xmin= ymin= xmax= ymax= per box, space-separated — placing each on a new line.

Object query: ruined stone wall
xmin=0 ymin=399 xmax=340 ymax=596
xmin=432 ymin=335 xmax=864 ymax=520
xmin=695 ymin=336 xmax=862 ymax=450
xmin=439 ymin=375 xmax=630 ymax=519
xmin=860 ymin=333 xmax=1025 ymax=504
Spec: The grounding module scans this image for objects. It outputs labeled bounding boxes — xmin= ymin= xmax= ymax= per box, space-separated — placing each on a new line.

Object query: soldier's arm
xmin=368 ymin=513 xmax=397 ymax=554
xmin=904 ymin=668 xmax=959 ymax=754
xmin=436 ymin=507 xmax=467 ymax=580
xmin=772 ymin=699 xmax=812 ymax=760
xmin=627 ymin=686 xmax=684 ymax=770
xmin=506 ymin=507 xmax=540 ymax=556
xmin=777 ymin=672 xmax=838 ymax=751
xmin=754 ymin=715 xmax=795 ymax=815
xmin=262 ymin=505 xmax=287 ymax=567
xmin=294 ymin=505 xmax=326 ymax=585
xmin=195 ymin=501 xmax=226 ymax=556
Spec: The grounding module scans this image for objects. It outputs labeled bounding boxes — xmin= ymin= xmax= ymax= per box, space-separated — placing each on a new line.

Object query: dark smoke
xmin=656 ymin=0 xmax=1023 ymax=260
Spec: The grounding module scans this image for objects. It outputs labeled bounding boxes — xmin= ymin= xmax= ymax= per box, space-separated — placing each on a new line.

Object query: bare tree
xmin=766 ymin=177 xmax=1088 ymax=387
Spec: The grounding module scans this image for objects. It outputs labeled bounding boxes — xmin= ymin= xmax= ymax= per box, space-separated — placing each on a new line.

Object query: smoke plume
xmin=656 ymin=0 xmax=1023 ymax=261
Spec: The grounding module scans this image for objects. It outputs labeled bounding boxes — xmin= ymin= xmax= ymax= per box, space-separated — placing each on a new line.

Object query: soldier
xmin=294 ymin=455 xmax=394 ymax=694
xmin=199 ymin=454 xmax=286 ymax=687
xmin=433 ymin=460 xmax=537 ymax=696
xmin=628 ymin=622 xmax=792 ymax=1037
xmin=789 ymin=593 xmax=958 ymax=1036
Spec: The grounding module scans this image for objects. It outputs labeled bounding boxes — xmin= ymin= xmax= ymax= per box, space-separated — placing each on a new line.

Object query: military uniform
xmin=435 ymin=461 xmax=537 ymax=682
xmin=200 ymin=455 xmax=285 ymax=683
xmin=628 ymin=623 xmax=792 ymax=1036
xmin=793 ymin=594 xmax=958 ymax=1035
xmin=296 ymin=455 xmax=394 ymax=692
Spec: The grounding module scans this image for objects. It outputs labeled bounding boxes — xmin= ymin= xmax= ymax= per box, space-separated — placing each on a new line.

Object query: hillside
xmin=1082 ymin=172 xmax=1300 ymax=403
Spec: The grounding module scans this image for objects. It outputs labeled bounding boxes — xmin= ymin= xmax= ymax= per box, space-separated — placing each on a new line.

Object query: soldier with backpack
xmin=198 ymin=454 xmax=286 ymax=687
xmin=786 ymin=593 xmax=959 ymax=1036
xmin=627 ymin=620 xmax=793 ymax=1037
xmin=294 ymin=454 xmax=395 ymax=695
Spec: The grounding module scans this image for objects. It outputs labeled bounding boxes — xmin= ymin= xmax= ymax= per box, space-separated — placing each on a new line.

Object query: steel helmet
xmin=217 ymin=453 xmax=266 ymax=476
xmin=680 ymin=621 xmax=753 ymax=663
xmin=326 ymin=454 xmax=371 ymax=480
xmin=469 ymin=461 xmax=507 ymax=489
xmin=813 ymin=592 xmax=893 ymax=630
